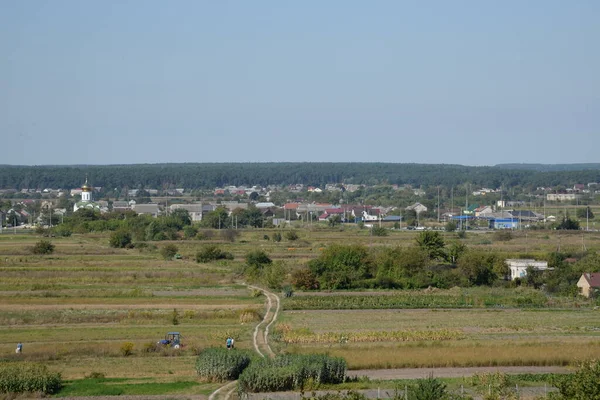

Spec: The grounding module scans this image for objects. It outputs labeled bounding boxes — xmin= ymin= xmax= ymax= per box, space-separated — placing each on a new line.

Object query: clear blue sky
xmin=1 ymin=1 xmax=598 ymax=166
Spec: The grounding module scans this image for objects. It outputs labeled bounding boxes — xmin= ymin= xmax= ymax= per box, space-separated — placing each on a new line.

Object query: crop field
xmin=0 ymin=234 xmax=265 ymax=389
xmin=274 ymin=308 xmax=600 ymax=369
xmin=1 ymin=228 xmax=600 ymax=397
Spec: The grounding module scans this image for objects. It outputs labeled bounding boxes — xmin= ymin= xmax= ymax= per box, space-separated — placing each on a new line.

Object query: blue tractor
xmin=158 ymin=332 xmax=182 ymax=349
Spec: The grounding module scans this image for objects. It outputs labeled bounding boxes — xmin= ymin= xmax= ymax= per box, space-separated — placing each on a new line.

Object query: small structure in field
xmin=577 ymin=273 xmax=600 ymax=298
xmin=506 ymin=259 xmax=549 ymax=280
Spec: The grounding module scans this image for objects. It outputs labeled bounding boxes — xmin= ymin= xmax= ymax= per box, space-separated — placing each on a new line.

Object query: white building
xmin=74 ymin=179 xmax=101 ymax=212
xmin=506 ymin=259 xmax=549 ymax=280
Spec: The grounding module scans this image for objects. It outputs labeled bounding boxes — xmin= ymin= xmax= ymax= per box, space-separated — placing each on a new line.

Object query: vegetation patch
xmin=0 ymin=362 xmax=62 ymax=394
xmin=195 ymin=347 xmax=253 ymax=382
xmin=238 ymin=353 xmax=347 ymax=393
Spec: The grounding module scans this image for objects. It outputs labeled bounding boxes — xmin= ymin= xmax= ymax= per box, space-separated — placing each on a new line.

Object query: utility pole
xmin=437 ymin=186 xmax=440 ymax=223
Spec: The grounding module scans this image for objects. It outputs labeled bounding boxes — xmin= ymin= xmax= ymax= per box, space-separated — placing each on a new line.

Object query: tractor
xmin=158 ymin=332 xmax=182 ymax=349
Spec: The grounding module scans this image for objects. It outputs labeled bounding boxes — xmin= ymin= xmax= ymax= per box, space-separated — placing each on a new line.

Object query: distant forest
xmin=0 ymin=163 xmax=599 ymax=190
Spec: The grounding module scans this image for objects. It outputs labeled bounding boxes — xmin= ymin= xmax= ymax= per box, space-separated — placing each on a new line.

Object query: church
xmin=73 ymin=179 xmax=101 ymax=212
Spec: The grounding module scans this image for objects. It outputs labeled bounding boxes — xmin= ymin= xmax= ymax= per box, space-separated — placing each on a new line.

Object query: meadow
xmin=0 ymin=227 xmax=599 ymax=397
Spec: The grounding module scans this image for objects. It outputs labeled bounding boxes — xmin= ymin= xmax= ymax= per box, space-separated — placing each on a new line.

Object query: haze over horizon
xmin=2 ymin=1 xmax=599 ymax=166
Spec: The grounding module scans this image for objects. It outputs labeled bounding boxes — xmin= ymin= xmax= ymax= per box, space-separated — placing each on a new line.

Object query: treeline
xmin=289 ymin=232 xmax=600 ymax=295
xmin=1 ymin=163 xmax=600 ymax=190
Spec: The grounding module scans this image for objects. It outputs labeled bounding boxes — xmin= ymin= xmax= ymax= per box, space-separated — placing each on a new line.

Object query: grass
xmin=274 ymin=308 xmax=600 ymax=369
xmin=55 ymin=377 xmax=215 ymax=397
xmin=0 ymin=229 xmax=599 ymax=395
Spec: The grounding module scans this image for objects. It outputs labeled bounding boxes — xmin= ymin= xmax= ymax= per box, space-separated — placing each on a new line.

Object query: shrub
xmin=196 ymin=245 xmax=234 ymax=263
xmin=493 ymin=230 xmax=513 ymax=242
xmin=31 ymin=239 xmax=55 ymax=255
xmin=245 ymin=250 xmax=272 ymax=268
xmin=282 ymin=285 xmax=294 ymax=298
xmin=195 ymin=347 xmax=252 ymax=382
xmin=120 ymin=342 xmax=134 ymax=356
xmin=371 ymin=226 xmax=388 ymax=236
xmin=550 ymin=359 xmax=600 ymax=399
xmin=221 ymin=229 xmax=240 ymax=242
xmin=0 ymin=363 xmax=62 ymax=394
xmin=183 ymin=225 xmax=198 ymax=239
xmin=285 ymin=230 xmax=299 ymax=241
xmin=109 ymin=230 xmax=133 ymax=248
xmin=238 ymin=354 xmax=346 ymax=393
xmin=272 ymin=232 xmax=282 ymax=242
xmin=292 ymin=267 xmax=320 ymax=290
xmin=408 ymin=374 xmax=450 ymax=400
xmin=52 ymin=225 xmax=72 ymax=237
xmin=160 ymin=244 xmax=179 ymax=260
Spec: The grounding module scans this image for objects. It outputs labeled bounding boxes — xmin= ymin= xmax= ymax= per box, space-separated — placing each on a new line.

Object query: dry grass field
xmin=1 ymin=227 xmax=600 ymax=396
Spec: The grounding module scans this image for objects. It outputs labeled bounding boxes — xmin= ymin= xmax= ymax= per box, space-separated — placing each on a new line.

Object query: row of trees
xmin=2 ymin=163 xmax=599 ymax=191
xmin=286 ymin=231 xmax=600 ymax=293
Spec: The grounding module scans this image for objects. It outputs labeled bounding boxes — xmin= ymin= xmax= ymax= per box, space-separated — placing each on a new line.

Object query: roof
xmin=582 ymin=273 xmax=600 ymax=288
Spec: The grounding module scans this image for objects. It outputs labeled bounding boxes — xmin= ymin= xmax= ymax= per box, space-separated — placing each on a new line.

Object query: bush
xmin=195 ymin=347 xmax=252 ymax=382
xmin=120 ymin=342 xmax=134 ymax=356
xmin=160 ymin=244 xmax=179 ymax=260
xmin=221 ymin=229 xmax=240 ymax=242
xmin=272 ymin=232 xmax=282 ymax=242
xmin=0 ymin=363 xmax=62 ymax=394
xmin=371 ymin=226 xmax=388 ymax=236
xmin=183 ymin=225 xmax=198 ymax=239
xmin=238 ymin=354 xmax=346 ymax=393
xmin=550 ymin=359 xmax=600 ymax=399
xmin=285 ymin=230 xmax=299 ymax=241
xmin=196 ymin=245 xmax=234 ymax=263
xmin=493 ymin=230 xmax=513 ymax=242
xmin=109 ymin=230 xmax=133 ymax=248
xmin=31 ymin=239 xmax=55 ymax=255
xmin=52 ymin=225 xmax=72 ymax=237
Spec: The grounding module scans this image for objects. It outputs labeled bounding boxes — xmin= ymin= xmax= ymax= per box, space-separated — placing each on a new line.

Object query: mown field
xmin=1 ymin=227 xmax=600 ymax=397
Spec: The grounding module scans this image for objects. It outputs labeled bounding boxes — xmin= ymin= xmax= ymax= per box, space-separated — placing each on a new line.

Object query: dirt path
xmin=209 ymin=284 xmax=280 ymax=400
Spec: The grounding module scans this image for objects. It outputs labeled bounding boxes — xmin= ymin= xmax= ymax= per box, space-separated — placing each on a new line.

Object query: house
xmin=406 ymin=203 xmax=428 ymax=214
xmin=506 ymin=259 xmax=549 ymax=280
xmin=255 ymin=202 xmax=275 ymax=209
xmin=474 ymin=206 xmax=493 ymax=217
xmin=170 ymin=203 xmax=203 ymax=222
xmin=577 ymin=273 xmax=600 ymax=298
xmin=509 ymin=210 xmax=543 ymax=221
xmin=546 ymin=193 xmax=580 ymax=201
xmin=132 ymin=204 xmax=160 ymax=217
xmin=112 ymin=201 xmax=131 ymax=212
xmin=489 ymin=218 xmax=519 ymax=230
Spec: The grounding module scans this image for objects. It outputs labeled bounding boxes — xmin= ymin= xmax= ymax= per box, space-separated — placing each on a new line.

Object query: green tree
xmin=457 ymin=250 xmax=499 ymax=286
xmin=328 ymin=214 xmax=342 ymax=227
xmin=576 ymin=206 xmax=595 ymax=220
xmin=416 ymin=231 xmax=446 ymax=260
xmin=444 ymin=221 xmax=457 ymax=232
xmin=309 ymin=244 xmax=373 ymax=289
xmin=556 ymin=214 xmax=580 ymax=230
xmin=446 ymin=241 xmax=467 ymax=264
xmin=201 ymin=207 xmax=230 ymax=229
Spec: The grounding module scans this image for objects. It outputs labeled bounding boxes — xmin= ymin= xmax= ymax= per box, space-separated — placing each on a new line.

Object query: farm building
xmin=577 ymin=273 xmax=600 ymax=298
xmin=506 ymin=259 xmax=549 ymax=280
xmin=489 ymin=218 xmax=519 ymax=229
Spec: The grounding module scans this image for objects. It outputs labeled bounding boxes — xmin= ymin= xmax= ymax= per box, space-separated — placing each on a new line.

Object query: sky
xmin=1 ymin=1 xmax=599 ymax=166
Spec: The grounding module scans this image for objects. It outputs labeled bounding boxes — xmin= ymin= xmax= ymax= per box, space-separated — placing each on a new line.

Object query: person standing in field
xmin=230 ymin=337 xmax=234 ymax=349
xmin=226 ymin=337 xmax=232 ymax=350
xmin=16 ymin=342 xmax=22 ymax=353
